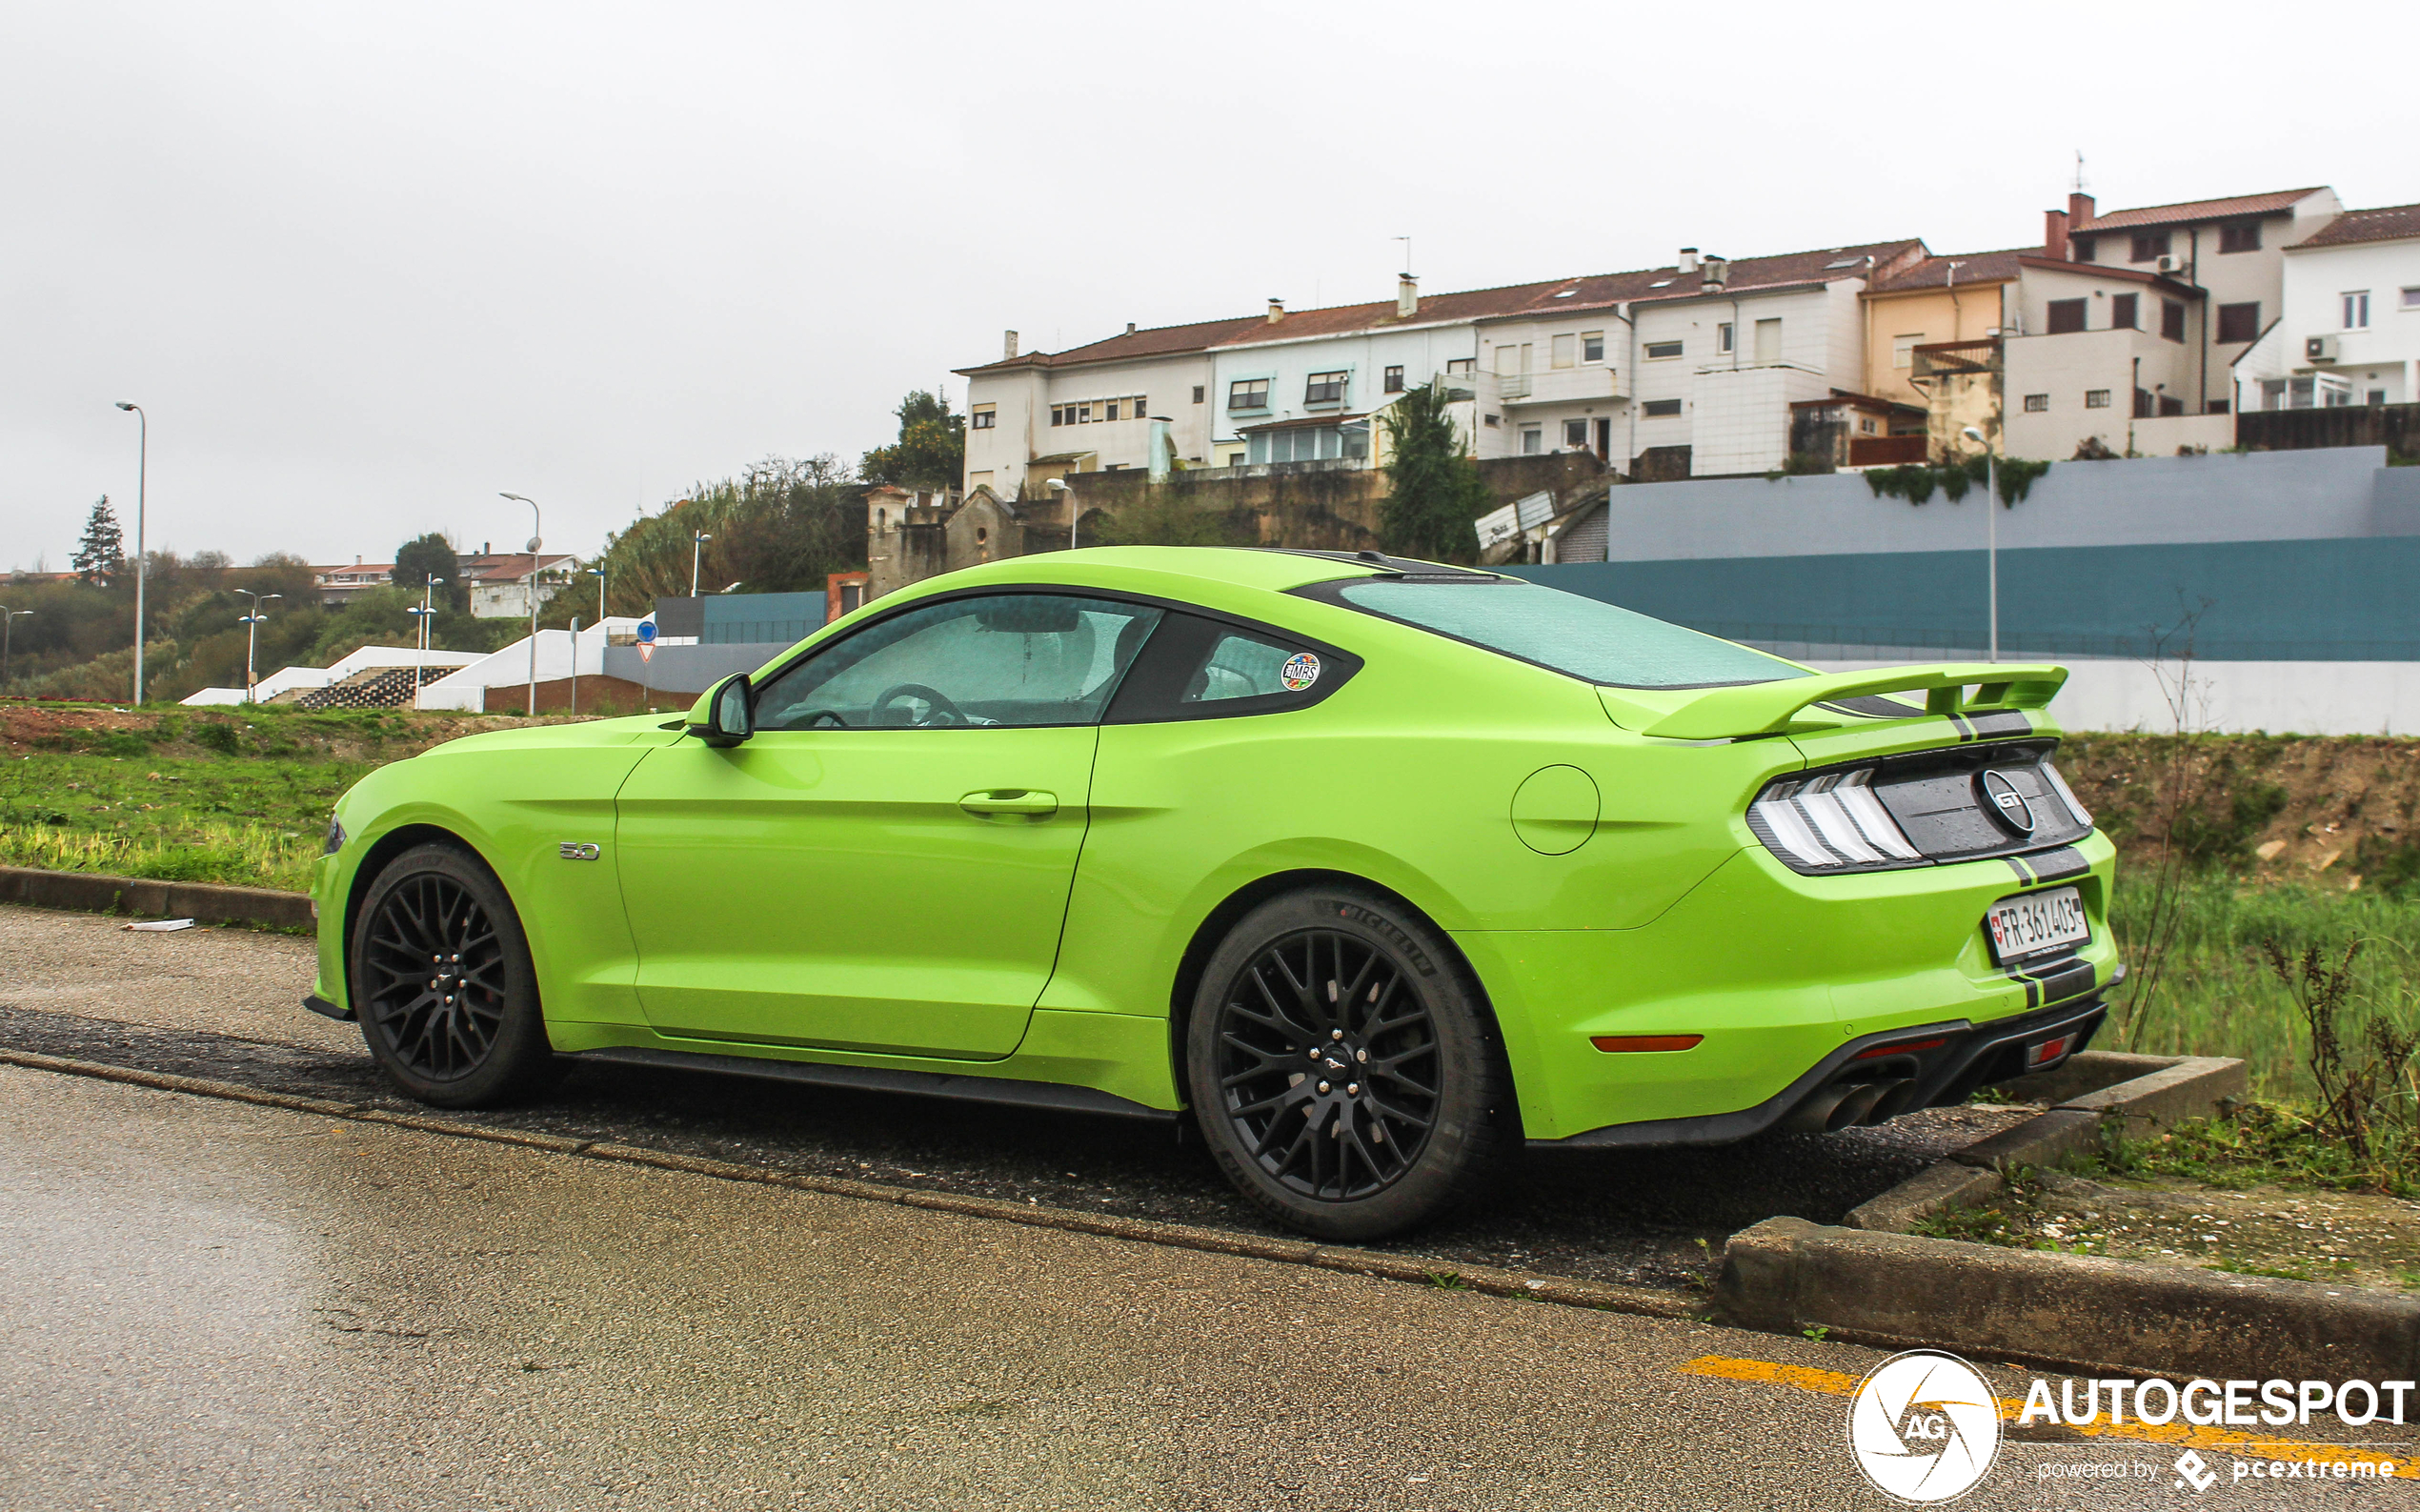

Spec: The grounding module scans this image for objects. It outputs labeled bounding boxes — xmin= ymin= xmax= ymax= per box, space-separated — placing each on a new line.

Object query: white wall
xmin=1814 ymin=656 xmax=2420 ymax=736
xmin=2264 ymin=233 xmax=2420 ymax=409
xmin=965 ymin=352 xmax=1216 ymax=499
xmin=1211 ymin=320 xmax=1478 ymax=464
xmin=415 ymin=619 xmax=643 ymax=711
xmin=1627 ymin=281 xmax=1859 ymax=474
xmin=2003 ymin=263 xmax=2207 ymax=461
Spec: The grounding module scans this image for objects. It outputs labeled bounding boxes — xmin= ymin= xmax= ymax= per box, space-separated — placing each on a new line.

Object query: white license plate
xmin=1985 ymin=885 xmax=2089 ymax=964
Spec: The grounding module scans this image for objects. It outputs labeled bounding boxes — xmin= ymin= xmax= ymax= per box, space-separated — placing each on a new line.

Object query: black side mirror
xmin=688 ymin=673 xmax=754 ymax=748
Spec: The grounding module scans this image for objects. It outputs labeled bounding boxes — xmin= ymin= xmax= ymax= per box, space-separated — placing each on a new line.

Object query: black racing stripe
xmin=2024 ymin=846 xmax=2089 ymax=882
xmin=2005 ymin=855 xmax=2036 ymax=884
xmin=1946 ymin=712 xmax=1978 ymax=741
xmin=1966 ymin=710 xmax=2033 ymax=738
xmin=2025 ymin=958 xmax=2098 ymax=1004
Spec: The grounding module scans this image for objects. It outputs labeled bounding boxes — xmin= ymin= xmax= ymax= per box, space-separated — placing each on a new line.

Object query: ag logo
xmin=1846 ymin=1350 xmax=2002 ymax=1503
xmin=1977 ymin=770 xmax=2036 ymax=837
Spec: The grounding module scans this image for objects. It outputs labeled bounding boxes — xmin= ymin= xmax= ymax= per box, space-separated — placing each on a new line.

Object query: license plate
xmin=1985 ymin=885 xmax=2089 ymax=964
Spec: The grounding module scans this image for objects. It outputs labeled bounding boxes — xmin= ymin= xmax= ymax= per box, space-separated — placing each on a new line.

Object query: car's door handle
xmin=958 ymin=789 xmax=1059 ymax=818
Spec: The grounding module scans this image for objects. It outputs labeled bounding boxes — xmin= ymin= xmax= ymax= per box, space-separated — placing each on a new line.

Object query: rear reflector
xmin=1590 ymin=1035 xmax=1704 ymax=1053
xmin=2026 ymin=1034 xmax=2075 ymax=1068
xmin=1853 ymin=1037 xmax=1946 ymax=1060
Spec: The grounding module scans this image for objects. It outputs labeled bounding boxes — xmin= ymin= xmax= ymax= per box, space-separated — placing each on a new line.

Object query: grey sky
xmin=4 ymin=0 xmax=2407 ymax=572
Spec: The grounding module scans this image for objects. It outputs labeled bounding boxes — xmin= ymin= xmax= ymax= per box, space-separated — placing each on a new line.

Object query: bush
xmin=192 ymin=721 xmax=243 ymax=756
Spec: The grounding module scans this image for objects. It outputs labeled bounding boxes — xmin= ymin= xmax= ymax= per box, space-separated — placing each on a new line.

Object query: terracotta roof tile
xmin=955 ymin=314 xmax=1271 ymax=374
xmin=2075 ymin=188 xmax=2327 ymax=233
xmin=1867 ymin=249 xmax=2030 ymax=292
xmin=2291 ymin=203 xmax=2420 ymax=249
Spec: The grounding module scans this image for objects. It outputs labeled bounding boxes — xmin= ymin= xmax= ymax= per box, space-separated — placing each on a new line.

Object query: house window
xmin=1049 ymin=407 xmax=1064 ymax=426
xmin=970 ymin=405 xmax=996 ymax=430
xmin=1104 ymin=401 xmax=1119 ymax=421
xmin=1133 ymin=395 xmax=1147 ymax=415
xmin=1446 ymin=358 xmax=1475 ymax=376
xmin=1482 ymin=413 xmax=1500 ymax=427
xmin=2046 ymin=298 xmax=2088 ymax=334
xmin=2129 ymin=232 xmax=2169 ymax=263
xmin=1857 ymin=417 xmax=1877 ymax=435
xmin=1520 ymin=425 xmax=1543 ymax=454
xmin=1383 ymin=365 xmax=1404 ymax=393
xmin=1644 ymin=339 xmax=1683 ymax=360
xmin=2343 ymin=291 xmax=2371 ymax=329
xmin=2208 ymin=398 xmax=2229 ymax=414
xmin=2217 ymin=302 xmax=2261 ymax=343
xmin=1581 ymin=332 xmax=1604 ymax=363
xmin=1891 ymin=333 xmax=1923 ymax=369
xmin=2370 ymin=390 xmax=2390 ymax=407
xmin=1228 ymin=378 xmax=1269 ymax=411
xmin=2084 ymin=390 xmax=2110 ymax=409
xmin=1305 ymin=371 xmax=1347 ymax=405
xmin=2162 ymin=300 xmax=2186 ymax=342
xmin=1192 ymin=385 xmax=1205 ymax=404
xmin=2110 ymin=293 xmax=2138 ymax=330
xmin=1077 ymin=404 xmax=1093 ymax=422
xmin=2025 ymin=393 xmax=2051 ymax=413
xmin=1716 ymin=323 xmax=1734 ymax=353
xmin=2218 ymin=221 xmax=2261 ymax=253
xmin=2404 ymin=287 xmax=2420 ymax=311
xmin=1754 ymin=318 xmax=1782 ymax=363
xmin=1563 ymin=418 xmax=1589 ymax=448
xmin=1551 ymin=333 xmax=1576 ymax=369
xmin=1643 ymin=398 xmax=1683 ymax=417
xmin=2072 ymin=236 xmax=2097 ymax=263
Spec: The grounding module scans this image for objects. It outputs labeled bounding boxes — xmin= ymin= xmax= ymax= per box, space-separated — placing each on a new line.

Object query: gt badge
xmin=557 ymin=841 xmax=601 ymax=861
xmin=1977 ymin=771 xmax=2036 ymax=837
xmin=1280 ymin=652 xmax=1321 ymax=692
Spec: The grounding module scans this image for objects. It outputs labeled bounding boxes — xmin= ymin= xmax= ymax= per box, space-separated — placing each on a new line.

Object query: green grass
xmin=2099 ymin=1100 xmax=2416 ymax=1200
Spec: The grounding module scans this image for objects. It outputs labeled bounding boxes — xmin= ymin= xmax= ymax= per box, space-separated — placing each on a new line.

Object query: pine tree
xmin=1378 ymin=381 xmax=1491 ymax=562
xmin=71 ymin=496 xmax=126 ymax=586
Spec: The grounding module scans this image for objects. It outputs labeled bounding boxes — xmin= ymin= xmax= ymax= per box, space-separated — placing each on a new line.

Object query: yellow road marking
xmin=1678 ymin=1355 xmax=2420 ymax=1476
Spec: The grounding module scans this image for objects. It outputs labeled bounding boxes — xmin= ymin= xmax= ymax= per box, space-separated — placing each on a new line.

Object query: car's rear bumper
xmin=1453 ymin=830 xmax=2119 ymax=1141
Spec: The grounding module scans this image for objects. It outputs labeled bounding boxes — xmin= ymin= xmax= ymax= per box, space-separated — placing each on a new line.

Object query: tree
xmin=1378 ymin=381 xmax=1491 ymax=563
xmin=391 ymin=534 xmax=466 ymax=611
xmin=859 ymin=390 xmax=965 ymax=492
xmin=72 ymin=496 xmax=125 ymax=586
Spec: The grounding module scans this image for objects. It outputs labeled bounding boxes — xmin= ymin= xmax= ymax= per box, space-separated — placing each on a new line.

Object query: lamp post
xmin=500 ymin=494 xmax=542 ymax=716
xmin=1045 ymin=477 xmax=1077 ymax=550
xmin=568 ymin=616 xmax=581 ymax=718
xmin=409 ymin=575 xmax=443 ymax=701
xmin=112 ymin=402 xmax=147 ymax=702
xmin=234 ymin=590 xmax=281 ymax=703
xmin=586 ymin=564 xmax=607 ymax=624
xmin=690 ymin=532 xmax=710 ymax=597
xmin=1961 ymin=425 xmax=1999 ymax=663
xmin=0 ymin=608 xmax=30 ymax=690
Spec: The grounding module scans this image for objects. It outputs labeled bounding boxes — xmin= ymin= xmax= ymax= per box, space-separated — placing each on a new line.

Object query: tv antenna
xmin=2072 ymin=150 xmax=2087 ymax=195
xmin=1392 ymin=235 xmax=1412 ymax=276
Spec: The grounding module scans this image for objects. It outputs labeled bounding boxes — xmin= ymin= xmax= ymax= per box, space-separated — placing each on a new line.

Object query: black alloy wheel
xmin=1188 ymin=888 xmax=1513 ymax=1241
xmin=351 ymin=842 xmax=557 ymax=1108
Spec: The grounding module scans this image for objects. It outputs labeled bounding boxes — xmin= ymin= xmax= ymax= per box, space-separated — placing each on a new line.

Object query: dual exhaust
xmin=1780 ymin=1076 xmax=1918 ymax=1134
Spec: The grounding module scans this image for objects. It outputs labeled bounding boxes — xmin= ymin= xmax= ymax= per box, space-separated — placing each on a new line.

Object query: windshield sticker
xmin=1281 ymin=652 xmax=1321 ymax=692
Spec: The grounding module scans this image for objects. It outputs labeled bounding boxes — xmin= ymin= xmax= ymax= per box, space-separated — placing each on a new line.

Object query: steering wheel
xmin=797 ymin=709 xmax=849 ymax=729
xmin=871 ymin=682 xmax=966 ymax=727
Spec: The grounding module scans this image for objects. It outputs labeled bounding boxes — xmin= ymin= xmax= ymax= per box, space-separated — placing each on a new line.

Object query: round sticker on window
xmin=1280 ymin=652 xmax=1321 ymax=692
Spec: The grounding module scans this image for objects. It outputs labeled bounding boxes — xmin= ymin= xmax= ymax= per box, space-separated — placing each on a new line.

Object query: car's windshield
xmin=1334 ymin=579 xmax=1806 ymax=689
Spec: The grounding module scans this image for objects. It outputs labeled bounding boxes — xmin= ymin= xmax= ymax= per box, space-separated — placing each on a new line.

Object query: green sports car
xmin=307 ymin=547 xmax=2116 ymax=1240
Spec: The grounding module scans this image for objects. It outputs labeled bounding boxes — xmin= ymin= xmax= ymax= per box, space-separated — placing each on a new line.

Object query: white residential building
xmin=2234 ymin=203 xmax=2420 ymax=411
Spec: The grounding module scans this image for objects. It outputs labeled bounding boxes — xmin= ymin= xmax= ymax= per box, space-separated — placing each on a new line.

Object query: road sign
xmin=637 ymin=642 xmax=654 ymax=664
xmin=636 ymin=620 xmax=657 ymax=644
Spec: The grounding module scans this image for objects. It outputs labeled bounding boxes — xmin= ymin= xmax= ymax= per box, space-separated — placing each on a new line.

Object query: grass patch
xmin=2098 ymin=1101 xmax=2417 ymax=1200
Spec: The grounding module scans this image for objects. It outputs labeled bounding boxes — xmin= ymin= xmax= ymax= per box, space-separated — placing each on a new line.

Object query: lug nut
xmin=1317 ymin=1081 xmax=1331 ymax=1094
xmin=1346 ymin=1083 xmax=1360 ymax=1095
xmin=1356 ymin=1049 xmax=1368 ymax=1063
xmin=1331 ymin=1029 xmax=1344 ymax=1040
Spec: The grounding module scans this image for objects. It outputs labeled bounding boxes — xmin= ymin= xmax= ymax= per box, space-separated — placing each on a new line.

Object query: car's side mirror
xmin=687 ymin=673 xmax=754 ymax=748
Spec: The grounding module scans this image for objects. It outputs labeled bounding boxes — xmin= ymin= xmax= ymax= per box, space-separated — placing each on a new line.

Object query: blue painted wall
xmin=1514 ymin=535 xmax=2420 ymax=660
xmin=700 ymin=591 xmax=825 ymax=645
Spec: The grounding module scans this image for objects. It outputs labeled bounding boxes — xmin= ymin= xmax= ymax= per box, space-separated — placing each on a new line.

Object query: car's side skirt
xmin=565 ymin=1045 xmax=1179 ymax=1123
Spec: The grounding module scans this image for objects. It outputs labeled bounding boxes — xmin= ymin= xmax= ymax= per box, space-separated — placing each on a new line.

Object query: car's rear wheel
xmin=1187 ymin=887 xmax=1514 ymax=1241
xmin=351 ymin=842 xmax=557 ymax=1108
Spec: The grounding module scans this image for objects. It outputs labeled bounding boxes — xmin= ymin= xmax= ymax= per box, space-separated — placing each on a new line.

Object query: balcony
xmin=1910 ymin=338 xmax=2001 ymax=379
xmin=1497 ymin=366 xmax=1626 ymax=405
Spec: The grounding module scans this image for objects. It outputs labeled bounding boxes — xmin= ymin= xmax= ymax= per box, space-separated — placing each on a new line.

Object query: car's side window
xmin=1105 ymin=613 xmax=1358 ymax=724
xmin=753 ymin=594 xmax=1163 ymax=730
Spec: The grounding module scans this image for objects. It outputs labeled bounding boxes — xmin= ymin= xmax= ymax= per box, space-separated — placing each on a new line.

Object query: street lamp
xmin=113 ymin=403 xmax=148 ymax=702
xmin=691 ymin=532 xmax=711 ymax=597
xmin=1961 ymin=425 xmax=1999 ymax=663
xmin=500 ymin=493 xmax=542 ymax=716
xmin=586 ymin=564 xmax=607 ymax=624
xmin=408 ymin=575 xmax=443 ymax=701
xmin=0 ymin=608 xmax=30 ymax=690
xmin=234 ymin=590 xmax=281 ymax=703
xmin=1046 ymin=477 xmax=1078 ymax=550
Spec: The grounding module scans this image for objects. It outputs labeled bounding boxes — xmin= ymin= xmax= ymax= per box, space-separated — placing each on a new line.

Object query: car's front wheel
xmin=1187 ymin=887 xmax=1514 ymax=1241
xmin=351 ymin=841 xmax=558 ymax=1108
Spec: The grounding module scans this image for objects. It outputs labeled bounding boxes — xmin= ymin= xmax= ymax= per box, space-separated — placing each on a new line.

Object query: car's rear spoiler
xmin=1636 ymin=663 xmax=2067 ymax=741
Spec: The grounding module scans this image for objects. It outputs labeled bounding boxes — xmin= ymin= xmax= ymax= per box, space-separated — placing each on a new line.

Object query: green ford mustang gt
xmin=307 ymin=546 xmax=2117 ymax=1240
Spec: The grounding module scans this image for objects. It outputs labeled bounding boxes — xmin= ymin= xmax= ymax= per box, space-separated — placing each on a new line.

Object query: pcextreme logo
xmin=1846 ymin=1351 xmax=2002 ymax=1504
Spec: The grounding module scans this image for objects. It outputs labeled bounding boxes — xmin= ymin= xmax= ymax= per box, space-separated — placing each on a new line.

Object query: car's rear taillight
xmin=2040 ymin=760 xmax=2092 ymax=827
xmin=1750 ymin=768 xmax=1922 ymax=871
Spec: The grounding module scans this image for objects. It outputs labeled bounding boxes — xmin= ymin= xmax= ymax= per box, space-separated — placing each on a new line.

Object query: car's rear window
xmin=1334 ymin=580 xmax=1806 ymax=689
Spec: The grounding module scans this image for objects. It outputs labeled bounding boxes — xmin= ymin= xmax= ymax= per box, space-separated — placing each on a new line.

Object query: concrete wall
xmin=601 ymin=642 xmax=794 ymax=696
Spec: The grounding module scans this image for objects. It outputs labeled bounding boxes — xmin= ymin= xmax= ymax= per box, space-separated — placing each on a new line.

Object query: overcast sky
xmin=4 ymin=0 xmax=2408 ymax=571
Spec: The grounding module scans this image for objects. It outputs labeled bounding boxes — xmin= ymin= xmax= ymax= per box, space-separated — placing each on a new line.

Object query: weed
xmin=2261 ymin=938 xmax=2419 ymax=1176
xmin=1801 ymin=1325 xmax=1830 ymax=1342
xmin=1425 ymin=1271 xmax=1468 ymax=1291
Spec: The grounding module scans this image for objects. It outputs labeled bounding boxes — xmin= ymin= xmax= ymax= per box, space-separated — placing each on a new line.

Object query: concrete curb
xmin=0 ymin=866 xmax=313 ymax=931
xmin=1718 ymin=1216 xmax=2420 ymax=1383
xmin=0 ymin=1045 xmax=1696 ymax=1324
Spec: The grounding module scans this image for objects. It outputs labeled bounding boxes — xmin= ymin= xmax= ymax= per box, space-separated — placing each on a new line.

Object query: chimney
xmin=1700 ymin=254 xmax=1728 ymax=292
xmin=1003 ymin=330 xmax=1018 ymax=359
xmin=2043 ymin=208 xmax=2069 ymax=261
xmin=481 ymin=541 xmax=490 ymax=556
xmin=1124 ymin=321 xmax=1137 ymax=335
xmin=2068 ymin=192 xmax=2095 ymax=230
xmin=1266 ymin=297 xmax=1285 ymax=324
xmin=1677 ymin=247 xmax=1700 ymax=274
xmin=1397 ymin=273 xmax=1419 ymax=319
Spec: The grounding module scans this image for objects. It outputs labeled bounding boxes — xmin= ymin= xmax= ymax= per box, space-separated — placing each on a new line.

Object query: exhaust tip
xmin=1861 ymin=1078 xmax=1918 ymax=1126
xmin=1825 ymin=1082 xmax=1890 ymax=1132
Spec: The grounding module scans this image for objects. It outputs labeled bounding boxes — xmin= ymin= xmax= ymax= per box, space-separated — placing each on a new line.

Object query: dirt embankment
xmin=0 ymin=702 xmax=570 ymax=766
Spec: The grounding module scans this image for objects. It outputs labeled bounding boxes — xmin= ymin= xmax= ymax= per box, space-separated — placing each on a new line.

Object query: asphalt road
xmin=0 ymin=905 xmax=2030 ymax=1291
xmin=6 ymin=906 xmax=2418 ymax=1509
